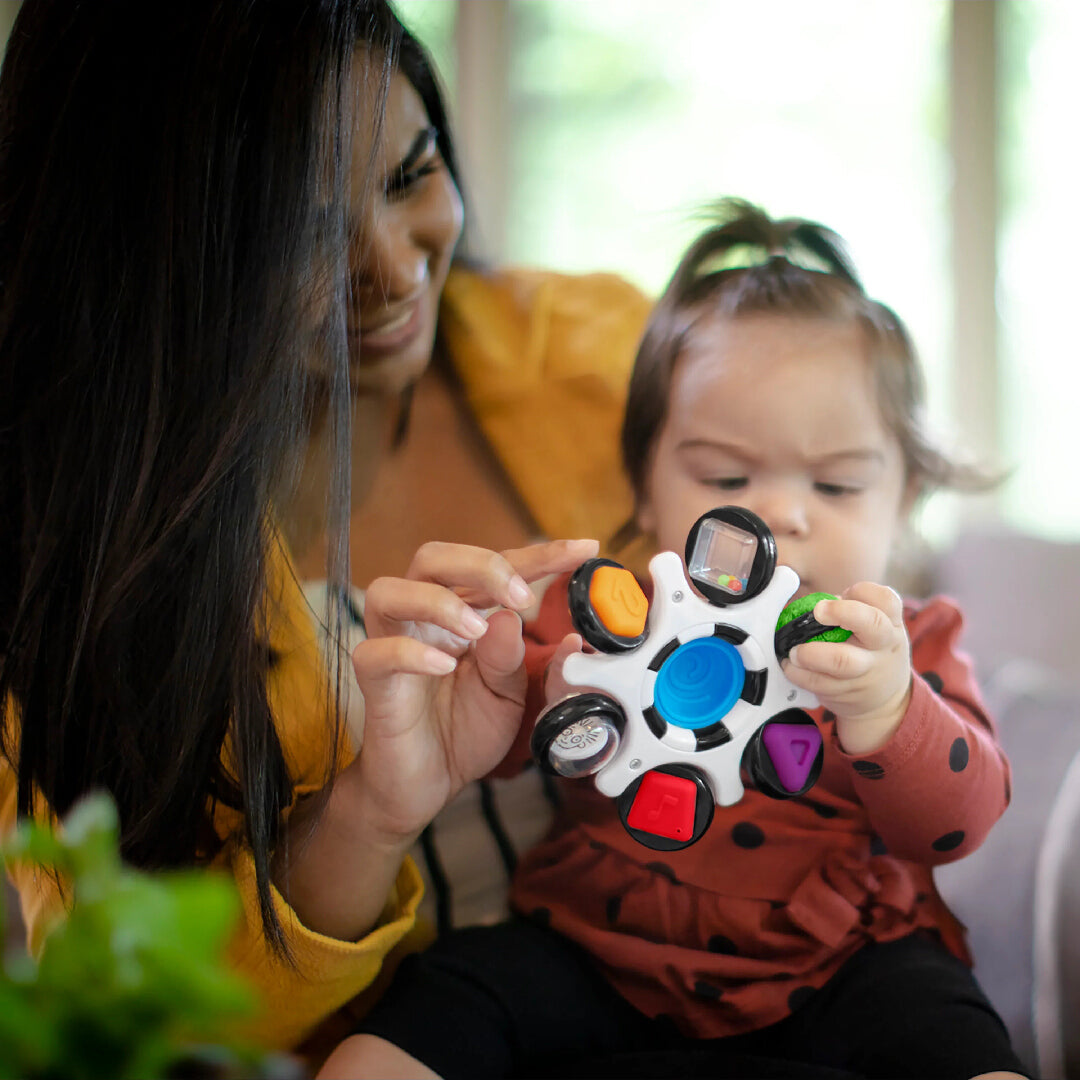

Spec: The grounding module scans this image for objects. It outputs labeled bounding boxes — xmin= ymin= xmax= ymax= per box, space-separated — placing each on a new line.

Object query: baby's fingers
xmin=814 ymin=585 xmax=903 ymax=650
xmin=786 ymin=639 xmax=874 ymax=682
xmin=544 ymin=633 xmax=585 ymax=704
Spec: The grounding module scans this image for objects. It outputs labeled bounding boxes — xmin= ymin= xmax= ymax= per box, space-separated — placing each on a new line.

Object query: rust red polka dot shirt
xmin=494 ymin=575 xmax=1012 ymax=1039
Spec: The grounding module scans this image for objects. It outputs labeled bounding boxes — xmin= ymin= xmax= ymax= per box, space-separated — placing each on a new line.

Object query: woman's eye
xmin=385 ymin=127 xmax=441 ymax=200
xmin=707 ymin=477 xmax=748 ymax=491
xmin=386 ymin=159 xmax=438 ymax=200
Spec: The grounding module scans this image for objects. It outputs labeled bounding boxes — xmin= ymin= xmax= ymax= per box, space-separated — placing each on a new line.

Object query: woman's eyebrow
xmin=394 ymin=125 xmax=438 ymax=173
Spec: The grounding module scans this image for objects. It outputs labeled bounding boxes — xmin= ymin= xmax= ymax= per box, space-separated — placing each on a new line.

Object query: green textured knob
xmin=776 ymin=592 xmax=852 ymax=645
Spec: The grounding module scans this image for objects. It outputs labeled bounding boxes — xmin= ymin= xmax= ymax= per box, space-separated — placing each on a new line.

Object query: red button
xmin=626 ymin=771 xmax=697 ymax=840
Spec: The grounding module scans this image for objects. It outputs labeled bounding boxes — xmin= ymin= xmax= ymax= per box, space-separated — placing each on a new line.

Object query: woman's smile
xmin=352 ymin=295 xmax=424 ymax=358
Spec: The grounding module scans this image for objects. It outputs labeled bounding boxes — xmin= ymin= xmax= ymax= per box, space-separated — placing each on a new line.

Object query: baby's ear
xmin=900 ymin=474 xmax=922 ymax=518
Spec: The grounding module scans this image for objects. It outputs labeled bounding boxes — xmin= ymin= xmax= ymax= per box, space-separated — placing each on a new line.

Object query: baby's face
xmin=637 ymin=312 xmax=912 ymax=598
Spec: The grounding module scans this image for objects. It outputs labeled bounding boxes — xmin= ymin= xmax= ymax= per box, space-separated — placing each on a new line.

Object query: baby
xmin=326 ymin=200 xmax=1025 ymax=1080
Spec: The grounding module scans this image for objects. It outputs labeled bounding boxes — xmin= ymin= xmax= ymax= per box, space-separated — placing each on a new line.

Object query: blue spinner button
xmin=653 ymin=637 xmax=745 ymax=730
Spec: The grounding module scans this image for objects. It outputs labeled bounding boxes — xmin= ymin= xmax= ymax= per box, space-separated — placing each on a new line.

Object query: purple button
xmin=762 ymin=723 xmax=822 ymax=792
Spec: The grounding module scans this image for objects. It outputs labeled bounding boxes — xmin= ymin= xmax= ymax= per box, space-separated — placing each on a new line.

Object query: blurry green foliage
xmin=0 ymin=793 xmax=292 ymax=1080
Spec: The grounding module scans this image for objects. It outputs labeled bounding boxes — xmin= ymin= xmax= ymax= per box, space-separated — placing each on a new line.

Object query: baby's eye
xmin=814 ymin=481 xmax=861 ymax=497
xmin=706 ymin=477 xmax=748 ymax=491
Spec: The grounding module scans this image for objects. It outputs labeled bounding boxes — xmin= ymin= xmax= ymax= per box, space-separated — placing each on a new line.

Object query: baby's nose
xmin=750 ymin=488 xmax=809 ymax=539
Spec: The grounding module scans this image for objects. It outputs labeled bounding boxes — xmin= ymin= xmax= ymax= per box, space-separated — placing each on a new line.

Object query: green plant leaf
xmin=1 ymin=793 xmax=268 ymax=1079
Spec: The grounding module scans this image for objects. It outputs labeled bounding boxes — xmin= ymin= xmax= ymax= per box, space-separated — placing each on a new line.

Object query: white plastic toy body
xmin=531 ymin=506 xmax=840 ymax=849
xmin=563 ymin=549 xmax=817 ymax=805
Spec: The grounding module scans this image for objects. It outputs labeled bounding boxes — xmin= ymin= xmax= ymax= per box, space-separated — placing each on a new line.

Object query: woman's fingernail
xmin=427 ymin=649 xmax=457 ymax=675
xmin=508 ymin=575 xmax=534 ymax=607
xmin=462 ymin=608 xmax=488 ymax=637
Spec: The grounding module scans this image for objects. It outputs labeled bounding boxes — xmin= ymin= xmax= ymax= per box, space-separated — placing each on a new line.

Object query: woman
xmin=0 ymin=0 xmax=597 ymax=1058
xmin=277 ymin=0 xmax=658 ymax=973
xmin=284 ymin=8 xmax=655 ymax=588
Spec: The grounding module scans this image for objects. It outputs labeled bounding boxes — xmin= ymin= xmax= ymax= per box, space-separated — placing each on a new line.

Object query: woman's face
xmin=345 ymin=67 xmax=463 ymax=395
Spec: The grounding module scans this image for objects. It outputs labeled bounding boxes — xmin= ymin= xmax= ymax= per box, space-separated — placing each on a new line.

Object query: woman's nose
xmin=354 ymin=212 xmax=427 ymax=301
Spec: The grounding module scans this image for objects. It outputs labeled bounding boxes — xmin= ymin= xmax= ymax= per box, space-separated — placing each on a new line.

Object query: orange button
xmin=626 ymin=771 xmax=697 ymax=840
xmin=589 ymin=565 xmax=648 ymax=638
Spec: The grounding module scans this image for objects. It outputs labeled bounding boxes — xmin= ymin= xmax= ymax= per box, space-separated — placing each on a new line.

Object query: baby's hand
xmin=782 ymin=582 xmax=913 ymax=756
xmin=543 ymin=632 xmax=586 ymax=707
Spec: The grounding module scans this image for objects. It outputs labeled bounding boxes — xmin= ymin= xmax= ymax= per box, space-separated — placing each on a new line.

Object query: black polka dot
xmin=852 ymin=760 xmax=885 ymax=780
xmin=932 ymin=830 xmax=966 ymax=852
xmin=732 ymin=822 xmax=765 ymax=849
xmin=869 ymin=834 xmax=888 ymax=856
xmin=693 ymin=980 xmax=723 ymax=1000
xmin=653 ymin=1014 xmax=680 ymax=1038
xmin=645 ymin=861 xmax=680 ymax=884
xmin=589 ymin=840 xmax=606 ymax=851
xmin=922 ymin=671 xmax=945 ymax=694
xmin=707 ymin=935 xmax=738 ymax=955
xmin=949 ymin=737 xmax=969 ymax=772
xmin=529 ymin=907 xmax=551 ymax=927
xmin=788 ymin=986 xmax=816 ymax=1012
xmin=769 ymin=900 xmax=786 ymax=910
xmin=820 ymin=710 xmax=836 ymax=725
xmin=916 ymin=892 xmax=928 ymax=903
xmin=859 ymin=907 xmax=875 ymax=927
xmin=605 ymin=895 xmax=622 ymax=924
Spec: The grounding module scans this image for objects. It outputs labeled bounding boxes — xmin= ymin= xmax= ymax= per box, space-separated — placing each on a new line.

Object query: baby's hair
xmin=616 ymin=198 xmax=993 ymax=545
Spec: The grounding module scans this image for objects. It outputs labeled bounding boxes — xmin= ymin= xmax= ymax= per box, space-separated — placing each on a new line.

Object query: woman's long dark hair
xmin=0 ymin=0 xmax=401 ymax=954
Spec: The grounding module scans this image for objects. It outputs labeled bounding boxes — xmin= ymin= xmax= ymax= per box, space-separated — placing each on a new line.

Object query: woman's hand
xmin=275 ymin=537 xmax=597 ymax=943
xmin=782 ymin=582 xmax=913 ymax=756
xmin=346 ymin=538 xmax=599 ymax=848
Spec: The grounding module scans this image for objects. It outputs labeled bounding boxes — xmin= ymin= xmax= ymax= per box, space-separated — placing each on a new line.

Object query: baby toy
xmin=531 ymin=506 xmax=850 ymax=850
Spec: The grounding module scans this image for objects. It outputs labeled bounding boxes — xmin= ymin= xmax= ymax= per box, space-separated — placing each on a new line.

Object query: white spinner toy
xmin=531 ymin=506 xmax=849 ymax=850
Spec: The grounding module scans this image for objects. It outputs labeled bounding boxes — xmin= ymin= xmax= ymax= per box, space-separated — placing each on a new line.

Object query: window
xmin=400 ymin=0 xmax=1078 ymax=544
xmin=998 ymin=1 xmax=1080 ymax=538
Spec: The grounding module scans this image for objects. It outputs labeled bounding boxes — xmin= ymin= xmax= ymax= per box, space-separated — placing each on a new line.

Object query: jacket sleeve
xmin=221 ymin=844 xmax=425 ymax=1051
xmin=831 ymin=596 xmax=1011 ymax=864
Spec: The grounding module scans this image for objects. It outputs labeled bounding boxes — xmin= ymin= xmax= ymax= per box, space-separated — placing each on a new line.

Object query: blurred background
xmin=392 ymin=0 xmax=1078 ymax=547
xmin=1 ymin=0 xmax=1072 ymax=543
